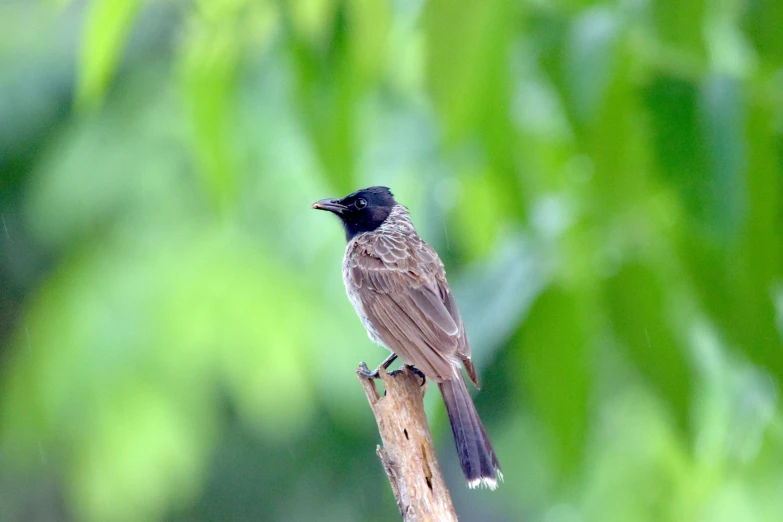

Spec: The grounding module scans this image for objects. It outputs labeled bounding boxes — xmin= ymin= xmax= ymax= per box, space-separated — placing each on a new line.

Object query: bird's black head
xmin=312 ymin=186 xmax=397 ymax=241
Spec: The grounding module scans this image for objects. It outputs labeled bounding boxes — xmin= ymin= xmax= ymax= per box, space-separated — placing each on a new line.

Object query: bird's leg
xmin=357 ymin=353 xmax=398 ymax=379
xmin=357 ymin=354 xmax=426 ymax=387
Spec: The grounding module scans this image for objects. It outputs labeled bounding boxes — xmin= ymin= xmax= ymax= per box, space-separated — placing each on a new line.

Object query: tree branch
xmin=358 ymin=365 xmax=457 ymax=522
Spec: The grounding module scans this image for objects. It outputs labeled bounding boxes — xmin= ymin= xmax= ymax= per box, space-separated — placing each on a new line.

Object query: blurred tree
xmin=0 ymin=0 xmax=782 ymax=521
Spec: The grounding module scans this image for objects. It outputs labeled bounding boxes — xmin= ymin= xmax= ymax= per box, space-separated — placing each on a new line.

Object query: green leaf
xmin=644 ymin=74 xmax=710 ymax=219
xmin=742 ymin=0 xmax=783 ymax=67
xmin=653 ymin=0 xmax=707 ymax=58
xmin=673 ymin=77 xmax=783 ymax=381
xmin=286 ymin=0 xmax=390 ymax=193
xmin=564 ymin=7 xmax=618 ymax=125
xmin=699 ymin=74 xmax=747 ymax=241
xmin=719 ymin=94 xmax=783 ymax=381
xmin=180 ymin=0 xmax=282 ymax=214
xmin=76 ymin=0 xmax=141 ymax=109
xmin=518 ymin=285 xmax=590 ymax=473
xmin=423 ymin=0 xmax=526 ymax=220
xmin=645 ymin=74 xmax=748 ymax=240
xmin=604 ymin=262 xmax=693 ymax=430
xmin=181 ymin=26 xmax=240 ymax=214
xmin=582 ymin=49 xmax=648 ymax=211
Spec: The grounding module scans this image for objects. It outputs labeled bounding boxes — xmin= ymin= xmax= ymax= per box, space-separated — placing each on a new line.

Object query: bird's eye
xmin=355 ymin=198 xmax=367 ymax=209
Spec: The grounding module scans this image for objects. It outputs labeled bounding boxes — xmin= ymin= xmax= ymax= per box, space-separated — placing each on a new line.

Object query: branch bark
xmin=358 ymin=365 xmax=457 ymax=522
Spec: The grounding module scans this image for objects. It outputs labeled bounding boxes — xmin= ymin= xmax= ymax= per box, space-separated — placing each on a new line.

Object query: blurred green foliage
xmin=1 ymin=0 xmax=782 ymax=521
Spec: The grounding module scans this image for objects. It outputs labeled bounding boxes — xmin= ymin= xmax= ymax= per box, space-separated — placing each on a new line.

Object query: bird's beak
xmin=312 ymin=198 xmax=348 ymax=214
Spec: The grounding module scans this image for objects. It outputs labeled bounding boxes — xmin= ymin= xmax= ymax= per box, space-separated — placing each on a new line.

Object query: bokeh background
xmin=1 ymin=0 xmax=782 ymax=521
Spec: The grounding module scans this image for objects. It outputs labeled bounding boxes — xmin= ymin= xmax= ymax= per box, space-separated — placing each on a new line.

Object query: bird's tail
xmin=438 ymin=376 xmax=503 ymax=489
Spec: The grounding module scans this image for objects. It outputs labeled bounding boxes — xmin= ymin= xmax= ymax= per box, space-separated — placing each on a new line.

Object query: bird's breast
xmin=342 ymin=256 xmax=387 ymax=350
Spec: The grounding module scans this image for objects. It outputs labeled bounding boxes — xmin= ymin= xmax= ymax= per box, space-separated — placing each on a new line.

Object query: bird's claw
xmin=408 ymin=365 xmax=427 ymax=387
xmin=357 ymin=361 xmax=426 ymax=387
xmin=357 ymin=361 xmax=381 ymax=379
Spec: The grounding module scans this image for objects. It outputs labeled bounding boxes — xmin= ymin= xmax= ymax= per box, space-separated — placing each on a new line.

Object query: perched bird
xmin=313 ymin=186 xmax=502 ymax=489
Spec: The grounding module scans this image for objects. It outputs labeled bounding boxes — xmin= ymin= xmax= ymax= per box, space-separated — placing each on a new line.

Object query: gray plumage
xmin=314 ymin=187 xmax=502 ymax=489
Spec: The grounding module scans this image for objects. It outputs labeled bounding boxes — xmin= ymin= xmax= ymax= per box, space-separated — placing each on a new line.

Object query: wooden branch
xmin=358 ymin=365 xmax=458 ymax=522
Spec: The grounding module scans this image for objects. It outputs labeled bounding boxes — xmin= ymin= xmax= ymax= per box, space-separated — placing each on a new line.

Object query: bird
xmin=312 ymin=186 xmax=502 ymax=489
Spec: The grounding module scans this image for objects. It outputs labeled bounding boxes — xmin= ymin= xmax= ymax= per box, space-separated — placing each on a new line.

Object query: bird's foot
xmin=356 ymin=360 xmax=426 ymax=387
xmin=357 ymin=361 xmax=382 ymax=379
xmin=407 ymin=365 xmax=427 ymax=387
xmin=356 ymin=352 xmax=399 ymax=379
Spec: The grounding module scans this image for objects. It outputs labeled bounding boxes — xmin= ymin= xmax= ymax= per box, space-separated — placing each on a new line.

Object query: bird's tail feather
xmin=438 ymin=377 xmax=502 ymax=489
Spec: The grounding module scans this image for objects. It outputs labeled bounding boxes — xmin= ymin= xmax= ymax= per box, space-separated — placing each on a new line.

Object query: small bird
xmin=313 ymin=186 xmax=502 ymax=489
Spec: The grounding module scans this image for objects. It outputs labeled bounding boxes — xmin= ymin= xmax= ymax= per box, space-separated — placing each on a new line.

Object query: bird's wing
xmin=347 ymin=234 xmax=469 ymax=382
xmin=419 ymin=242 xmax=478 ymax=387
xmin=436 ymin=271 xmax=479 ymax=387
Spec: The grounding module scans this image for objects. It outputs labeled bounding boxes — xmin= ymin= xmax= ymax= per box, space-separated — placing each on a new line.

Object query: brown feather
xmin=344 ymin=206 xmax=474 ymax=382
xmin=339 ymin=202 xmax=499 ymax=487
